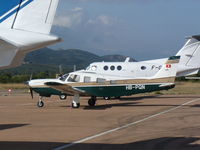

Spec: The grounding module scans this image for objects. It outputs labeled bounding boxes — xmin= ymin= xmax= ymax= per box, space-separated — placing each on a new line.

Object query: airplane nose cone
xmin=25 ymin=81 xmax=30 ymax=85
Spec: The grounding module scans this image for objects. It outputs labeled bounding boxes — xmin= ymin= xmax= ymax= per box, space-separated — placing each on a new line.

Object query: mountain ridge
xmin=1 ymin=48 xmax=136 ymax=75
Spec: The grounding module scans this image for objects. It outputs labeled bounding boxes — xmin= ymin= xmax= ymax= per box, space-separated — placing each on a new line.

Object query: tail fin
xmin=0 ymin=0 xmax=59 ymax=34
xmin=152 ymin=56 xmax=180 ymax=81
xmin=0 ymin=0 xmax=61 ymax=69
xmin=176 ymin=35 xmax=200 ymax=76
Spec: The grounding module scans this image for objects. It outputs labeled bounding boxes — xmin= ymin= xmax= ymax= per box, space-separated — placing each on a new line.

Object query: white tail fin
xmin=0 ymin=0 xmax=61 ymax=69
xmin=0 ymin=0 xmax=59 ymax=34
xmin=176 ymin=35 xmax=200 ymax=67
xmin=153 ymin=56 xmax=180 ymax=79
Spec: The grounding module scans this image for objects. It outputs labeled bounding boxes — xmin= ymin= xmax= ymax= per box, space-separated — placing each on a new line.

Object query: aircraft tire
xmin=114 ymin=96 xmax=121 ymax=99
xmin=59 ymin=94 xmax=67 ymax=100
xmin=72 ymin=102 xmax=80 ymax=108
xmin=88 ymin=98 xmax=96 ymax=106
xmin=37 ymin=101 xmax=44 ymax=108
xmin=103 ymin=97 xmax=110 ymax=100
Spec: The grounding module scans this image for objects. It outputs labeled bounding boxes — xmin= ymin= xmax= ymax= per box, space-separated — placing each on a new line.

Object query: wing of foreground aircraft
xmin=0 ymin=0 xmax=61 ymax=69
xmin=39 ymin=56 xmax=180 ymax=108
xmin=44 ymin=82 xmax=82 ymax=95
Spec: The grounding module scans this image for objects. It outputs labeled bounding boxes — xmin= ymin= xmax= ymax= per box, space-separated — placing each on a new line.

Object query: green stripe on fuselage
xmin=76 ymin=84 xmax=175 ymax=97
xmin=32 ymin=87 xmax=64 ymax=97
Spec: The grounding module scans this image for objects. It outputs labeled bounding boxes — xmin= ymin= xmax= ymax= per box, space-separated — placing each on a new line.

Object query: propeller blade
xmin=30 ymin=88 xmax=33 ymax=99
xmin=30 ymin=74 xmax=33 ymax=81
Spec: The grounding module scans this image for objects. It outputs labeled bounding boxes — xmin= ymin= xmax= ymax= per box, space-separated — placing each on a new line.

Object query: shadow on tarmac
xmin=84 ymin=102 xmax=140 ymax=110
xmin=0 ymin=137 xmax=199 ymax=150
xmin=0 ymin=124 xmax=29 ymax=131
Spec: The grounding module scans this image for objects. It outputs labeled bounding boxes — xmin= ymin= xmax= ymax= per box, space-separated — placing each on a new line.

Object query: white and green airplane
xmin=28 ymin=56 xmax=180 ymax=108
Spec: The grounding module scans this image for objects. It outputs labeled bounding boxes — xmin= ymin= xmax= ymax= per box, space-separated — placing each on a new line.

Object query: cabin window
xmin=84 ymin=76 xmax=91 ymax=83
xmin=110 ymin=66 xmax=115 ymax=71
xmin=104 ymin=66 xmax=108 ymax=71
xmin=117 ymin=66 xmax=122 ymax=71
xmin=110 ymin=80 xmax=117 ymax=84
xmin=97 ymin=78 xmax=106 ymax=83
xmin=67 ymin=74 xmax=80 ymax=82
xmin=141 ymin=66 xmax=146 ymax=70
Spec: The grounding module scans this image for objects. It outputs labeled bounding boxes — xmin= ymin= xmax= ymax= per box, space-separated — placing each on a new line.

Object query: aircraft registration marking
xmin=126 ymin=84 xmax=145 ymax=90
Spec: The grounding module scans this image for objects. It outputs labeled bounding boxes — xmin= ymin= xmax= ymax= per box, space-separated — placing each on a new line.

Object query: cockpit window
xmin=67 ymin=74 xmax=80 ymax=82
xmin=91 ymin=65 xmax=97 ymax=71
xmin=59 ymin=74 xmax=69 ymax=81
xmin=86 ymin=66 xmax=90 ymax=70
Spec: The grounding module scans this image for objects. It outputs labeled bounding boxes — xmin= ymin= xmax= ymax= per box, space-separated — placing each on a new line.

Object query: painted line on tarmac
xmin=53 ymin=98 xmax=200 ymax=150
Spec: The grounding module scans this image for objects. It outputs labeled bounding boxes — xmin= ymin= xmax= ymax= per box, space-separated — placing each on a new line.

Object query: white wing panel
xmin=0 ymin=39 xmax=18 ymax=67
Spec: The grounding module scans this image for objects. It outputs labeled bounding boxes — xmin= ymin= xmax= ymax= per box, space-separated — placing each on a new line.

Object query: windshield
xmin=67 ymin=74 xmax=80 ymax=82
xmin=59 ymin=74 xmax=69 ymax=81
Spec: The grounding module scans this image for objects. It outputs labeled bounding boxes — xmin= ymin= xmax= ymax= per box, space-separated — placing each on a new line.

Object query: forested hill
xmin=0 ymin=48 xmax=136 ymax=75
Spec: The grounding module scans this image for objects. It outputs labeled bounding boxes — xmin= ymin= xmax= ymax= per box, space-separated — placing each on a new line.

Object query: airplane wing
xmin=44 ymin=82 xmax=83 ymax=95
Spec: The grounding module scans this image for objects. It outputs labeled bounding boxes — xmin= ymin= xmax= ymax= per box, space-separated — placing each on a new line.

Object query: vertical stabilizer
xmin=0 ymin=0 xmax=59 ymax=34
xmin=176 ymin=36 xmax=200 ymax=68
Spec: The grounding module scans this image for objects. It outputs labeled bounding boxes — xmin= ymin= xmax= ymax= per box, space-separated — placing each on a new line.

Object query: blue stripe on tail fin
xmin=0 ymin=0 xmax=33 ymax=23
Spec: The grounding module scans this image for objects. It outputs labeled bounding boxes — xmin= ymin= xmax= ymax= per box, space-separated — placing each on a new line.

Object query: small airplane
xmin=0 ymin=0 xmax=61 ymax=69
xmin=85 ymin=35 xmax=200 ymax=78
xmin=27 ymin=35 xmax=200 ymax=108
xmin=28 ymin=56 xmax=180 ymax=108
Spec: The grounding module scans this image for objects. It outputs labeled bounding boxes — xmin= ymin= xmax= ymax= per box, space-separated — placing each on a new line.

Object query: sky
xmin=51 ymin=0 xmax=200 ymax=60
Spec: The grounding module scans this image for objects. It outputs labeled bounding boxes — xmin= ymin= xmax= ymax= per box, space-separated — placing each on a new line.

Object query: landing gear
xmin=72 ymin=94 xmax=80 ymax=108
xmin=103 ymin=97 xmax=110 ymax=100
xmin=59 ymin=94 xmax=67 ymax=100
xmin=37 ymin=97 xmax=44 ymax=108
xmin=88 ymin=96 xmax=97 ymax=106
xmin=114 ymin=96 xmax=121 ymax=99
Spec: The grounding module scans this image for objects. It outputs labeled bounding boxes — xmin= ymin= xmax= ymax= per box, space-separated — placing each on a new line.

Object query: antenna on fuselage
xmin=73 ymin=65 xmax=77 ymax=71
xmin=125 ymin=57 xmax=130 ymax=62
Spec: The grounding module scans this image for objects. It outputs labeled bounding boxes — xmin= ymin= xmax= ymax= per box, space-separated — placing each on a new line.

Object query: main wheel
xmin=72 ymin=102 xmax=80 ymax=108
xmin=88 ymin=98 xmax=96 ymax=106
xmin=37 ymin=101 xmax=44 ymax=108
xmin=103 ymin=97 xmax=110 ymax=100
xmin=59 ymin=94 xmax=67 ymax=100
xmin=114 ymin=96 xmax=121 ymax=99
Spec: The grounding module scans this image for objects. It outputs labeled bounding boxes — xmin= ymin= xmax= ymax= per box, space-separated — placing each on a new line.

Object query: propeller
xmin=30 ymin=88 xmax=34 ymax=99
xmin=25 ymin=73 xmax=34 ymax=99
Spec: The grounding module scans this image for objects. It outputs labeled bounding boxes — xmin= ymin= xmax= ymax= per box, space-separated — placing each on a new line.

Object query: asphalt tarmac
xmin=0 ymin=92 xmax=200 ymax=150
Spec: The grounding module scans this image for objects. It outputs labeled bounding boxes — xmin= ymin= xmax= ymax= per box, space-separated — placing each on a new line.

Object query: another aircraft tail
xmin=152 ymin=56 xmax=180 ymax=82
xmin=176 ymin=35 xmax=200 ymax=76
xmin=0 ymin=0 xmax=59 ymax=34
xmin=0 ymin=0 xmax=61 ymax=69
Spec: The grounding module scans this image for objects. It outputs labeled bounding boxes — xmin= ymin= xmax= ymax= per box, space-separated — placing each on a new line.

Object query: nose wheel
xmin=72 ymin=102 xmax=80 ymax=108
xmin=71 ymin=94 xmax=80 ymax=108
xmin=37 ymin=97 xmax=44 ymax=108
